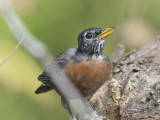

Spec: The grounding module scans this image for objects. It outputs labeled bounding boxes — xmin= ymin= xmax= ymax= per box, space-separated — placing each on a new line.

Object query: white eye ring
xmin=84 ymin=32 xmax=93 ymax=40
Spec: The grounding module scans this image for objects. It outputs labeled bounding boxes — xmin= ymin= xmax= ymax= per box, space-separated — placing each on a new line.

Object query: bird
xmin=35 ymin=27 xmax=114 ymax=119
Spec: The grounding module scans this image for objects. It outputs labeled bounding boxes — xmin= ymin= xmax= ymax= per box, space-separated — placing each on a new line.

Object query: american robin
xmin=35 ymin=27 xmax=114 ymax=119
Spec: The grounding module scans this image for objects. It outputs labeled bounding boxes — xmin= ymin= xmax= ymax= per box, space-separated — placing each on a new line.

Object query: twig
xmin=0 ymin=0 xmax=53 ymax=66
xmin=0 ymin=1 xmax=102 ymax=119
xmin=0 ymin=37 xmax=24 ymax=67
xmin=110 ymin=44 xmax=125 ymax=64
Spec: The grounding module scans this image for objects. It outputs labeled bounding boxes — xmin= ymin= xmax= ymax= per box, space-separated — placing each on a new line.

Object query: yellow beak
xmin=96 ymin=27 xmax=115 ymax=39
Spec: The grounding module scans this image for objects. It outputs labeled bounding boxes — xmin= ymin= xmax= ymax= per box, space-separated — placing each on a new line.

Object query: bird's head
xmin=77 ymin=27 xmax=115 ymax=55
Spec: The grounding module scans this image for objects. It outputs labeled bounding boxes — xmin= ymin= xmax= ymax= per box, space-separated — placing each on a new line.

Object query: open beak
xmin=96 ymin=27 xmax=115 ymax=39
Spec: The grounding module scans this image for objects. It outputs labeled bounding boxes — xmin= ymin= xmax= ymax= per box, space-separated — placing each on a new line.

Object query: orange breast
xmin=65 ymin=55 xmax=111 ymax=97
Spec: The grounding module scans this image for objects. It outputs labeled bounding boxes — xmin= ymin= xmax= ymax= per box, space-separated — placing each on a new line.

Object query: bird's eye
xmin=84 ymin=32 xmax=92 ymax=40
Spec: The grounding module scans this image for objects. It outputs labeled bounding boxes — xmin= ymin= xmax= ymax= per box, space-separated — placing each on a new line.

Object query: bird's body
xmin=36 ymin=47 xmax=111 ymax=97
xmin=35 ymin=27 xmax=114 ymax=120
xmin=65 ymin=52 xmax=111 ymax=97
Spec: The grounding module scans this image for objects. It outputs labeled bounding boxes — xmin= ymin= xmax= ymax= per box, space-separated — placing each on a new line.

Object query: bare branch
xmin=0 ymin=1 xmax=102 ymax=119
xmin=47 ymin=64 xmax=103 ymax=120
xmin=90 ymin=34 xmax=160 ymax=120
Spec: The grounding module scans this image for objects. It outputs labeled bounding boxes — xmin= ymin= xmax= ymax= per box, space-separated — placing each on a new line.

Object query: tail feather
xmin=35 ymin=85 xmax=53 ymax=94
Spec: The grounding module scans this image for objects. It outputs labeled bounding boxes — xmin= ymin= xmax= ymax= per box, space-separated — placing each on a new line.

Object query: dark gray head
xmin=77 ymin=27 xmax=114 ymax=55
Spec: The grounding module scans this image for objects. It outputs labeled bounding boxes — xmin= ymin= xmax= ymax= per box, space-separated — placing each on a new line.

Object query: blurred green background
xmin=0 ymin=0 xmax=160 ymax=119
